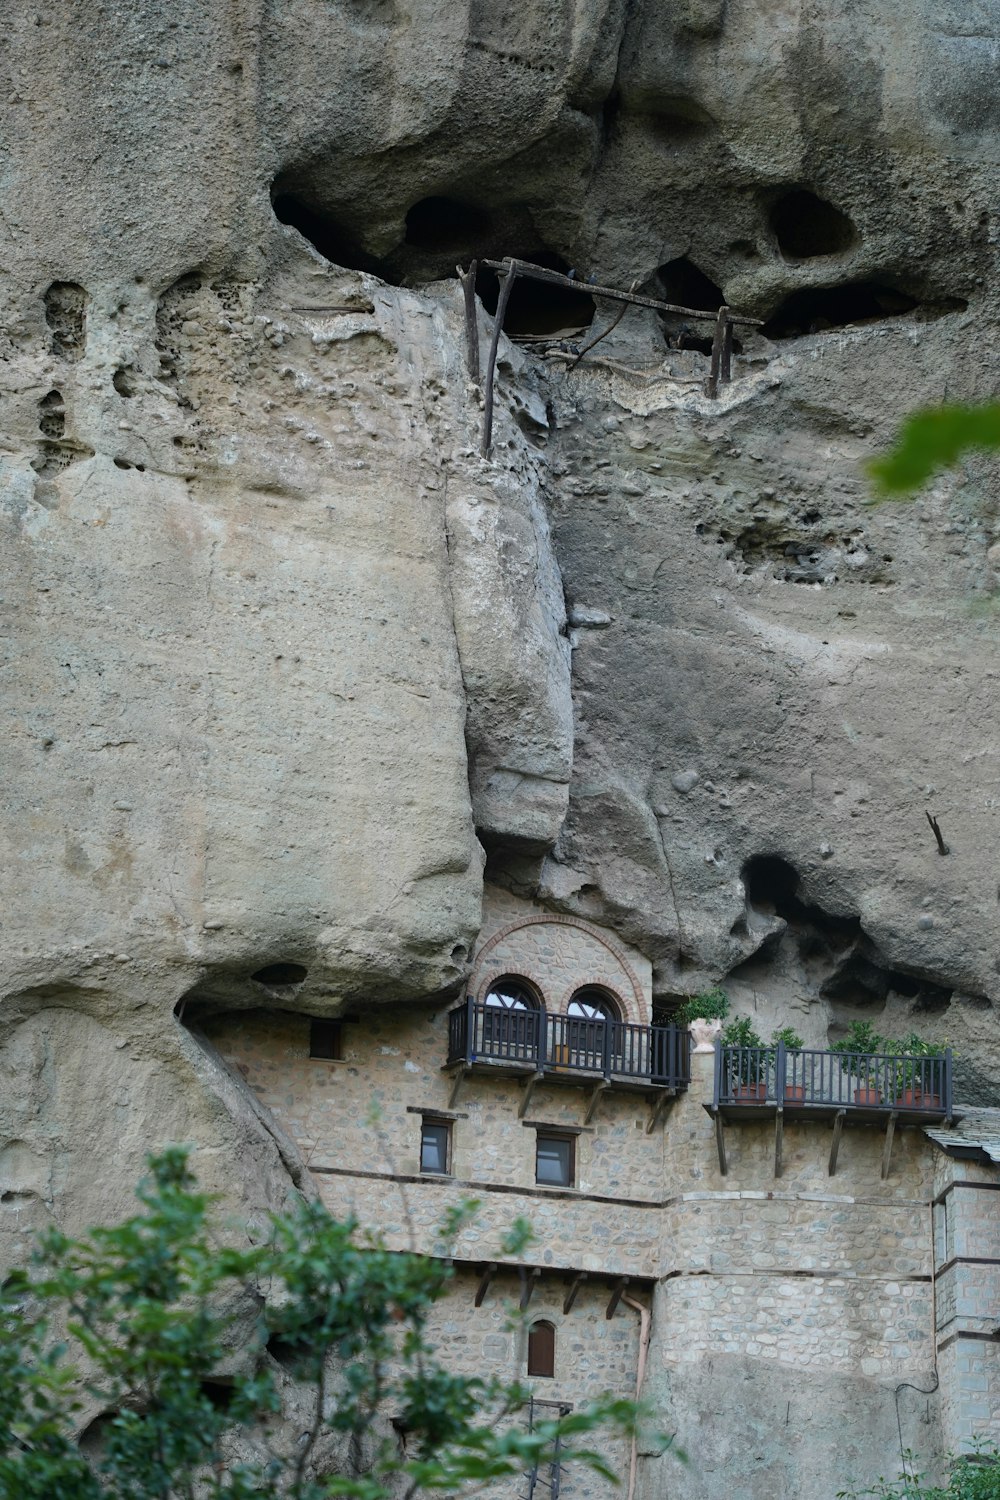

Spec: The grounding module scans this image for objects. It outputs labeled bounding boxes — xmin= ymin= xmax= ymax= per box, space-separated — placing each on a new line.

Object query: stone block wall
xmin=932 ymin=1155 xmax=1000 ymax=1451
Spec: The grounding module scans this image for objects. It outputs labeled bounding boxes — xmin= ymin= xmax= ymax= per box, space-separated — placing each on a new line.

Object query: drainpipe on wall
xmin=622 ymin=1294 xmax=652 ymax=1500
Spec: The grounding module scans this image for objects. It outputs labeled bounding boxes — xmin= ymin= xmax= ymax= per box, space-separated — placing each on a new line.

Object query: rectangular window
xmin=420 ymin=1119 xmax=451 ymax=1175
xmin=309 ymin=1020 xmax=342 ymax=1060
xmin=535 ymin=1132 xmax=574 ymax=1188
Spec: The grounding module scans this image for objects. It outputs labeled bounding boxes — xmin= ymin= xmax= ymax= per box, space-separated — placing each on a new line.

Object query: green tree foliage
xmin=868 ymin=402 xmax=1000 ymax=496
xmin=0 ymin=1149 xmax=655 ymax=1500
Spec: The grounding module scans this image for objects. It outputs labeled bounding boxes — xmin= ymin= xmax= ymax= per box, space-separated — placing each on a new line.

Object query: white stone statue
xmin=689 ymin=1016 xmax=723 ymax=1053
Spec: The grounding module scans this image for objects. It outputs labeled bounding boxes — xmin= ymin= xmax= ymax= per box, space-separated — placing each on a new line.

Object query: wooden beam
xmin=447 ymin=1065 xmax=467 ymax=1110
xmin=518 ymin=1071 xmax=545 ymax=1120
xmin=584 ymin=1080 xmax=609 ymax=1126
xmin=881 ymin=1111 xmax=898 ymax=1181
xmin=606 ymin=1277 xmax=629 ymax=1320
xmin=563 ymin=1271 xmax=588 ymax=1315
xmin=707 ymin=305 xmax=730 ymax=399
xmin=774 ymin=1106 xmax=784 ymax=1179
xmin=714 ymin=1110 xmax=728 ymax=1176
xmin=474 ymin=1262 xmax=498 ymax=1308
xmin=480 ymin=258 xmax=763 ymax=328
xmin=457 ymin=261 xmax=480 ymax=385
xmin=646 ymin=1088 xmax=674 ymax=1135
xmin=520 ymin=1267 xmax=542 ymax=1311
xmin=481 ymin=265 xmax=516 ymax=457
xmin=828 ymin=1110 xmax=846 ymax=1177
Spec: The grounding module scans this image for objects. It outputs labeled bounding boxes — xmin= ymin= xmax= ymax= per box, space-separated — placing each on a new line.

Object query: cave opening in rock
xmin=405 ymin=196 xmax=493 ymax=252
xmin=476 ymin=251 xmax=595 ymax=338
xmin=770 ymin=190 xmax=858 ymax=259
xmin=763 ymin=282 xmax=920 ymax=339
xmin=272 ymin=190 xmax=396 ymax=281
xmin=655 ymin=257 xmax=728 ymax=353
xmin=742 ymin=855 xmax=860 ymax=944
xmin=251 ymin=961 xmax=309 ymax=988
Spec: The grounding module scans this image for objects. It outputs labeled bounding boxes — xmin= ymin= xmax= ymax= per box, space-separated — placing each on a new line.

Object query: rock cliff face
xmin=2 ymin=0 xmax=1000 ymax=1490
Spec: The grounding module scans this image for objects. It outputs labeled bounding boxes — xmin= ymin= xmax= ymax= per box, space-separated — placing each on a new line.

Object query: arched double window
xmin=527 ymin=1319 xmax=555 ymax=1378
xmin=481 ymin=976 xmax=543 ymax=1063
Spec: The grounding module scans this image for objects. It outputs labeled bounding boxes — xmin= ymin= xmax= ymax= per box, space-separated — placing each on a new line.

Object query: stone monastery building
xmin=203 ymin=887 xmax=1000 ymax=1499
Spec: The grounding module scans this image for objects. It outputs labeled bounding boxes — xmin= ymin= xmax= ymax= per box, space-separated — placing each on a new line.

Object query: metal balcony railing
xmin=713 ymin=1041 xmax=953 ymax=1115
xmin=446 ymin=998 xmax=690 ymax=1090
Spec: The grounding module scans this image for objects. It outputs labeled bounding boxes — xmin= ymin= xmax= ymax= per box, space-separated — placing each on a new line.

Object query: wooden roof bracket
xmin=606 ymin=1276 xmax=629 ymax=1320
xmin=563 ymin=1271 xmax=588 ymax=1314
xmin=881 ymin=1111 xmax=899 ymax=1180
xmin=520 ymin=1266 xmax=542 ymax=1311
xmin=774 ymin=1105 xmax=784 ymax=1179
xmin=475 ymin=1262 xmax=498 ymax=1308
xmin=518 ymin=1071 xmax=545 ymax=1119
xmin=713 ymin=1109 xmax=728 ymax=1176
xmin=828 ymin=1109 xmax=846 ymax=1177
xmin=584 ymin=1080 xmax=609 ymax=1126
xmin=448 ymin=1064 xmax=467 ymax=1110
xmin=646 ymin=1087 xmax=673 ymax=1135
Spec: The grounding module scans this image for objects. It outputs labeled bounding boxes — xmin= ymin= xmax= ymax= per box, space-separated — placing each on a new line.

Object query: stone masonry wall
xmin=933 ymin=1153 xmax=1000 ymax=1451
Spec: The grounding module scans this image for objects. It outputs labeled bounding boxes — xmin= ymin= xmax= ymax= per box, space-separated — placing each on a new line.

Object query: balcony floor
xmin=707 ymin=1100 xmax=955 ymax=1127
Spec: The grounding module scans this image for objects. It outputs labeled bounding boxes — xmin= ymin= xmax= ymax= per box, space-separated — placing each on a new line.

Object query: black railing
xmin=447 ymin=999 xmax=690 ymax=1089
xmin=713 ymin=1042 xmax=952 ymax=1115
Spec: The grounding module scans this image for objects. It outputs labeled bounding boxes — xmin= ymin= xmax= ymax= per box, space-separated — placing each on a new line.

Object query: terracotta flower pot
xmin=733 ymin=1082 xmax=767 ymax=1101
xmin=783 ymin=1084 xmax=806 ymax=1103
xmin=854 ymin=1086 xmax=881 ymax=1106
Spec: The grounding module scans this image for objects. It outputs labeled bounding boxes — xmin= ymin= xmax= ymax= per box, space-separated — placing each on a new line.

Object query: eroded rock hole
xmin=405 ymin=196 xmax=492 ymax=252
xmin=113 ymin=365 xmax=138 ymax=397
xmin=272 ymin=190 xmax=396 ymax=280
xmin=476 ymin=252 xmax=596 ymax=338
xmin=251 ymin=961 xmax=308 ymax=987
xmin=44 ymin=282 xmax=88 ymax=360
xmin=743 ymin=855 xmax=860 ymax=946
xmin=770 ymin=190 xmax=858 ymax=260
xmin=656 ymin=258 xmax=732 ymax=353
xmin=38 ymin=390 xmax=65 ymax=439
xmin=763 ymin=282 xmax=919 ymax=339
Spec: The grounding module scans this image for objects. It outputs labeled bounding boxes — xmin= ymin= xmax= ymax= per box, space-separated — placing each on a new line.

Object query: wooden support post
xmin=563 ymin=1271 xmax=588 ymax=1315
xmin=707 ymin=305 xmax=730 ymax=399
xmin=475 ymin=1262 xmax=498 ymax=1308
xmin=828 ymin=1109 xmax=846 ymax=1177
xmin=881 ymin=1111 xmax=898 ymax=1180
xmin=448 ymin=1065 xmax=467 ymax=1110
xmin=457 ymin=261 xmax=480 ymax=385
xmin=646 ymin=1088 xmax=673 ymax=1135
xmin=714 ymin=1110 xmax=728 ymax=1176
xmin=520 ymin=1266 xmax=542 ymax=1311
xmin=774 ymin=1106 xmax=784 ymax=1179
xmin=481 ymin=261 xmax=516 ymax=458
xmin=721 ymin=316 xmax=733 ymax=383
xmin=606 ymin=1276 xmax=629 ymax=1320
xmin=518 ymin=1071 xmax=545 ymax=1120
xmin=584 ymin=1080 xmax=609 ymax=1126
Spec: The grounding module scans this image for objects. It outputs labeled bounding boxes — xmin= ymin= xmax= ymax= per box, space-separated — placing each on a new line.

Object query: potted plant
xmin=888 ymin=1033 xmax=947 ymax=1108
xmin=770 ymin=1026 xmax=805 ymax=1102
xmin=830 ymin=1020 xmax=884 ymax=1106
xmin=673 ymin=988 xmax=730 ymax=1053
xmin=721 ymin=1016 xmax=768 ymax=1100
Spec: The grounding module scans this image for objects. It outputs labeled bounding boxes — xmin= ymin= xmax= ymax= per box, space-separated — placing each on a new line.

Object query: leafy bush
xmin=838 ymin=1443 xmax=1000 ymax=1499
xmin=770 ymin=1026 xmax=804 ymax=1050
xmin=672 ymin=988 xmax=730 ymax=1027
xmin=0 ymin=1150 xmax=656 ymax=1500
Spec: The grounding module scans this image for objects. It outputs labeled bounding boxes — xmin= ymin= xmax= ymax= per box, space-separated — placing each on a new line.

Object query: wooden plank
xmin=828 ymin=1109 xmax=846 ymax=1177
xmin=714 ymin=1110 xmax=728 ymax=1176
xmin=480 ymin=258 xmax=763 ymax=327
xmin=518 ymin=1071 xmax=545 ymax=1120
xmin=563 ymin=1271 xmax=588 ymax=1315
xmin=774 ymin=1106 xmax=784 ymax=1179
xmin=474 ymin=1262 xmax=498 ymax=1308
xmin=584 ymin=1080 xmax=608 ymax=1126
xmin=721 ymin=316 xmax=733 ymax=383
xmin=881 ymin=1111 xmax=898 ymax=1180
xmin=520 ymin=1266 xmax=542 ymax=1311
xmin=707 ymin=305 xmax=730 ymax=398
xmin=605 ymin=1276 xmax=629 ymax=1320
xmin=447 ymin=1065 xmax=467 ymax=1110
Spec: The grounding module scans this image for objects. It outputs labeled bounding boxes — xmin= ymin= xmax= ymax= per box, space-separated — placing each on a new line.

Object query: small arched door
xmin=527 ymin=1319 xmax=555 ymax=1378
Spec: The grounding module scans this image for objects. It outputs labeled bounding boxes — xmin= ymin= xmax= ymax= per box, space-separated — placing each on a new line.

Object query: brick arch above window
xmin=472 ymin=914 xmax=647 ymax=1023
